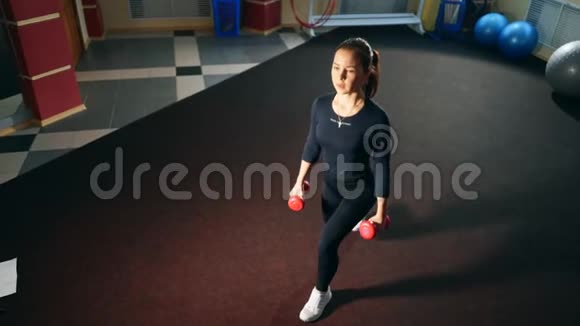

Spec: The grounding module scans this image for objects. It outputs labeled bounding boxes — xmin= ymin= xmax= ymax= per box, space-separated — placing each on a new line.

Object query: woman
xmin=289 ymin=37 xmax=392 ymax=322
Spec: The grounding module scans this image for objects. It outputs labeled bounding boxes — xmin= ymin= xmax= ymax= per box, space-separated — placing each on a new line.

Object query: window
xmin=129 ymin=0 xmax=211 ymax=19
xmin=526 ymin=0 xmax=580 ymax=49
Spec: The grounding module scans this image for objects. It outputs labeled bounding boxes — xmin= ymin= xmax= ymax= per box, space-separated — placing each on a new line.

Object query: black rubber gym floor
xmin=1 ymin=25 xmax=579 ymax=325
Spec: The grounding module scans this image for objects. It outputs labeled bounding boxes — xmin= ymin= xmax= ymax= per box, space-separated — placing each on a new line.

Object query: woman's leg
xmin=321 ymin=177 xmax=343 ymax=224
xmin=299 ymin=178 xmax=375 ymax=322
xmin=300 ymin=179 xmax=376 ymax=322
xmin=316 ymin=179 xmax=376 ymax=292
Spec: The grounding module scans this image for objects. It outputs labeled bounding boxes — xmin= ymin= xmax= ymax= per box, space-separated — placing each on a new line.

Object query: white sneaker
xmin=299 ymin=286 xmax=332 ymax=322
xmin=352 ymin=218 xmax=365 ymax=232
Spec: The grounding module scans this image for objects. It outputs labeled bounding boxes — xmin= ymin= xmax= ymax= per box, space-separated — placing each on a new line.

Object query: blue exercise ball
xmin=474 ymin=13 xmax=509 ymax=46
xmin=498 ymin=21 xmax=539 ymax=58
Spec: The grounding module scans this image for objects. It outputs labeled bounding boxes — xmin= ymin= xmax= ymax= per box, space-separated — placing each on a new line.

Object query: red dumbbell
xmin=288 ymin=181 xmax=310 ymax=212
xmin=359 ymin=214 xmax=391 ymax=240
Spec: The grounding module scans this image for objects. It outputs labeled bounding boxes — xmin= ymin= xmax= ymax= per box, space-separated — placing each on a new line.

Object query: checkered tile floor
xmin=0 ymin=28 xmax=322 ymax=185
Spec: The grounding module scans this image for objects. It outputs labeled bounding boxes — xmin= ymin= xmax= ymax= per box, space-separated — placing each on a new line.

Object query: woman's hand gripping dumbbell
xmin=288 ymin=180 xmax=310 ymax=212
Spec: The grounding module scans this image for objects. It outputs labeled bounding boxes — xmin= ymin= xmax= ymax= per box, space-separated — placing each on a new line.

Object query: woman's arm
xmin=301 ymin=97 xmax=321 ymax=163
xmin=293 ymin=98 xmax=321 ymax=190
xmin=368 ymin=113 xmax=392 ymax=222
xmin=299 ymin=98 xmax=321 ymax=176
xmin=295 ymin=160 xmax=313 ymax=185
xmin=375 ymin=196 xmax=388 ymax=218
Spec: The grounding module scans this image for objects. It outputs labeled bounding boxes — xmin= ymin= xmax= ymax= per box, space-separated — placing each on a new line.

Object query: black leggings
xmin=316 ymin=175 xmax=376 ymax=292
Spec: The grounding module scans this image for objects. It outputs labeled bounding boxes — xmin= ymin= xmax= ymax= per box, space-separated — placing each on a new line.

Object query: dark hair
xmin=335 ymin=37 xmax=380 ymax=98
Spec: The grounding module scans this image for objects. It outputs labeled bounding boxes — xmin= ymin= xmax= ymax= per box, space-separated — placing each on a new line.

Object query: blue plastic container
xmin=212 ymin=0 xmax=241 ymax=36
xmin=436 ymin=0 xmax=467 ymax=33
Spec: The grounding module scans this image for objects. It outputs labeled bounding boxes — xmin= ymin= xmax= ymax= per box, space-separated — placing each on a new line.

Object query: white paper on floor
xmin=0 ymin=258 xmax=17 ymax=297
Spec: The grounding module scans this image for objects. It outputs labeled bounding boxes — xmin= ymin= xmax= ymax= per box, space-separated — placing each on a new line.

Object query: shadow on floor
xmin=552 ymin=92 xmax=580 ymax=122
xmin=317 ymin=179 xmax=580 ymax=321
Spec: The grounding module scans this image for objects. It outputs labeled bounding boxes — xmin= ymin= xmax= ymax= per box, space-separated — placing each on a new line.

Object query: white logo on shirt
xmin=330 ymin=118 xmax=351 ymax=128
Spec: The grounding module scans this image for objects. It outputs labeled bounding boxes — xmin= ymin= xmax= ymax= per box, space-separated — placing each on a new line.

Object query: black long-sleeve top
xmin=302 ymin=93 xmax=392 ymax=198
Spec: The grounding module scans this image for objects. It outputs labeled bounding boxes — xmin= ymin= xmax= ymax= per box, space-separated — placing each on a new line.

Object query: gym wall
xmin=495 ymin=0 xmax=580 ymax=61
xmin=99 ymin=0 xmax=212 ymax=33
xmin=99 ymin=0 xmax=340 ymax=33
